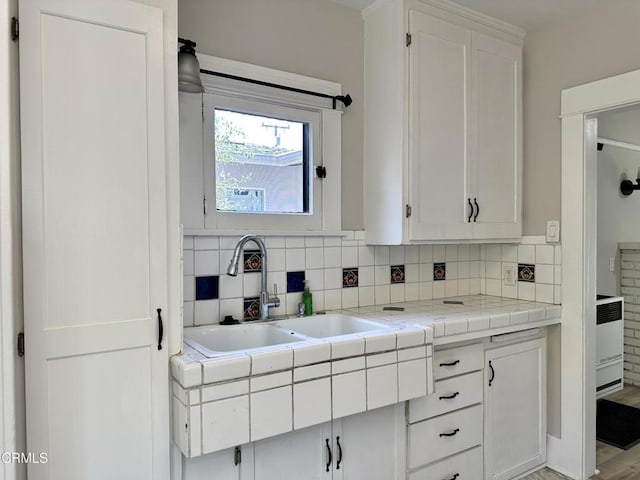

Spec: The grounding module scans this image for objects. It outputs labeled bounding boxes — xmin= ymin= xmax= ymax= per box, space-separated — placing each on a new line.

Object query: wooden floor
xmin=523 ymin=385 xmax=640 ymax=480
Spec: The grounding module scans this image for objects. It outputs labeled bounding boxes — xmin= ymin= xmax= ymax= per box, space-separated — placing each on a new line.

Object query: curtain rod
xmin=598 ymin=137 xmax=640 ymax=153
xmin=199 ymin=68 xmax=352 ymax=110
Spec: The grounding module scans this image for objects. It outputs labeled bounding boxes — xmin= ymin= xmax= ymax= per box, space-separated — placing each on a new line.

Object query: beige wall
xmin=178 ymin=0 xmax=364 ymax=230
xmin=523 ymin=0 xmax=640 ymax=234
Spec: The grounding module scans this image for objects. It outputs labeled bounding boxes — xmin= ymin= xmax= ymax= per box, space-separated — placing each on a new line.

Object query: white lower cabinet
xmin=248 ymin=404 xmax=403 ymax=480
xmin=407 ymin=446 xmax=483 ymax=480
xmin=484 ymin=337 xmax=546 ymax=480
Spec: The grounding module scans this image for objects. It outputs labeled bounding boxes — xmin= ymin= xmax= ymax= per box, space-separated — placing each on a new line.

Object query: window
xmin=180 ymin=54 xmax=343 ymax=233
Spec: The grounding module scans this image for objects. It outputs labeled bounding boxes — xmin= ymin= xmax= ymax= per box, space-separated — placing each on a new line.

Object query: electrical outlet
xmin=609 ymin=257 xmax=615 ymax=272
xmin=503 ymin=265 xmax=516 ymax=286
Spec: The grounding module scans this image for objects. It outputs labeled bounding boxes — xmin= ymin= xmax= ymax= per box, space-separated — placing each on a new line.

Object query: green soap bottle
xmin=302 ymin=280 xmax=313 ymax=316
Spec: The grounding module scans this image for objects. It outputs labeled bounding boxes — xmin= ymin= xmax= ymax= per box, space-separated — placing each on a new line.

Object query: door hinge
xmin=203 ymin=196 xmax=207 ymax=215
xmin=17 ymin=332 xmax=24 ymax=357
xmin=11 ymin=17 xmax=18 ymax=42
xmin=406 ymin=33 xmax=412 ymax=47
xmin=234 ymin=446 xmax=241 ymax=466
xmin=405 ymin=204 xmax=412 ymax=218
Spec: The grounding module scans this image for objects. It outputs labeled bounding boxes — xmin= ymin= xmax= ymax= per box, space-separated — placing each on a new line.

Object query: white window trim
xmin=196 ymin=54 xmax=342 ymax=233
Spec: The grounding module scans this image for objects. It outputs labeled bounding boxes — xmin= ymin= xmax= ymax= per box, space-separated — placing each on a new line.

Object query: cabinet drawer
xmin=409 ymin=371 xmax=483 ymax=423
xmin=408 ymin=405 xmax=483 ymax=468
xmin=434 ymin=343 xmax=483 ymax=380
xmin=408 ymin=446 xmax=483 ymax=480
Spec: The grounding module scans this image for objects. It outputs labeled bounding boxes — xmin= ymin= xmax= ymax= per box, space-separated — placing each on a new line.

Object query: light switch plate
xmin=503 ymin=264 xmax=516 ymax=286
xmin=546 ymin=220 xmax=560 ymax=243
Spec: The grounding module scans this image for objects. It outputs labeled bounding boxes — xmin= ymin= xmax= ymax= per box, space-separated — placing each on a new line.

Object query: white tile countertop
xmin=171 ymin=295 xmax=561 ymax=388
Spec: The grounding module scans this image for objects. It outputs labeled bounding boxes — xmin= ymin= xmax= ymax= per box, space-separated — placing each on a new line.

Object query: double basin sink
xmin=184 ymin=314 xmax=393 ymax=357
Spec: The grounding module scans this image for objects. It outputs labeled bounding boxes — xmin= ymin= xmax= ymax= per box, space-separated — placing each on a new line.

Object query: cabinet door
xmin=183 ymin=448 xmax=241 ymax=480
xmin=252 ymin=423 xmax=332 ymax=480
xmin=471 ymin=31 xmax=522 ymax=239
xmin=20 ymin=1 xmax=169 ymax=479
xmin=334 ymin=404 xmax=403 ymax=480
xmin=408 ymin=10 xmax=473 ymax=241
xmin=485 ymin=338 xmax=546 ymax=480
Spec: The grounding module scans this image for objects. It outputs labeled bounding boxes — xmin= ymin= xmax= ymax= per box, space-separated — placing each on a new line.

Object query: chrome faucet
xmin=227 ymin=235 xmax=280 ymax=320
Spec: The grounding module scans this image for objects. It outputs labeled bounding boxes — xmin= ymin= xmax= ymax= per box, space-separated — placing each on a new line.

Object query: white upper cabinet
xmin=364 ymin=0 xmax=523 ymax=244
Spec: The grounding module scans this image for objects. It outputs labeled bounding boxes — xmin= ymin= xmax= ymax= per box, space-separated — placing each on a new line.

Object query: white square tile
xmin=219 ymin=236 xmax=242 ymax=250
xmin=324 ymin=289 xmax=342 ymax=310
xmin=470 ymin=261 xmax=480 ymax=278
xmin=285 ymin=293 xmax=301 ymax=315
xmin=405 ymin=283 xmax=420 ymax=301
xmin=405 ymin=264 xmax=419 ymax=283
xmin=194 ymin=236 xmax=219 ymax=250
xmin=243 ymin=273 xmax=261 ymax=297
xmin=536 ymin=245 xmax=554 ymax=264
xmin=367 ymin=364 xmax=398 ymax=410
xmin=202 ymin=397 xmax=249 ymax=453
xmin=375 ymin=265 xmax=390 ymax=285
xmin=324 ymin=268 xmax=342 ymax=290
xmin=419 ymin=263 xmax=433 ymax=282
xmin=286 ymin=248 xmax=306 ymax=271
xmin=342 ymin=288 xmax=359 ymax=308
xmin=536 ymin=264 xmax=554 ymax=284
xmin=250 ymin=386 xmax=292 ymax=441
xmin=218 ymin=250 xmax=233 ymax=275
xmin=194 ymin=299 xmax=220 ymax=325
xmin=374 ymin=285 xmax=390 ymax=304
xmin=405 ymin=246 xmax=420 ymax=264
xmin=554 ymin=285 xmax=562 ymax=304
xmin=518 ymin=282 xmax=535 ymax=301
xmin=304 ymin=236 xmax=324 ymax=248
xmin=445 ymin=280 xmax=458 ymax=297
xmin=502 ymin=283 xmax=518 ymax=299
xmin=419 ymin=282 xmax=433 ymax=300
xmin=270 ymin=271 xmax=287 ymax=297
xmin=183 ymin=301 xmax=194 ymax=327
xmin=502 ymin=245 xmax=518 ymax=262
xmin=359 ymin=286 xmax=375 ymax=306
xmin=267 ymin=248 xmax=285 ymax=272
xmin=518 ymin=245 xmax=535 ymax=264
xmin=375 ymin=246 xmax=390 ymax=265
xmin=183 ymin=236 xmax=195 ymax=250
xmin=265 ymin=236 xmax=285 ymax=249
xmin=458 ymin=245 xmax=470 ymax=261
xmin=305 ymin=269 xmax=324 ymax=291
xmin=305 ymin=247 xmax=324 ymax=270
xmin=458 ymin=261 xmax=470 ymax=279
xmin=469 ymin=244 xmax=480 ymax=261
xmin=432 ymin=282 xmax=445 ymax=298
xmin=536 ymin=283 xmax=554 ymax=304
xmin=390 ymin=284 xmax=405 ymax=303
xmin=445 ymin=245 xmax=458 ymax=262
xmin=469 ymin=278 xmax=481 ymax=294
xmin=195 ymin=250 xmax=219 ymax=276
xmin=486 ymin=261 xmax=501 ymax=279
xmin=313 ymin=291 xmax=325 ymax=312
xmin=251 ymin=349 xmax=293 ymax=375
xmin=183 ymin=250 xmax=194 ymax=276
xmin=184 ymin=276 xmax=195 ymax=302
xmin=219 ymin=298 xmax=243 ymax=321
xmin=219 ymin=274 xmax=243 ymax=299
xmin=486 ymin=278 xmax=501 ymax=296
xmin=554 ymin=265 xmax=562 ymax=285
xmin=554 ymin=245 xmax=562 ymax=265
xmin=419 ymin=245 xmax=432 ymax=263
xmin=293 ymin=379 xmax=331 ymax=430
xmin=457 ymin=278 xmax=470 ymax=296
xmin=447 ymin=262 xmax=458 ymax=280
xmin=324 ymin=246 xmax=341 ymax=268
xmin=285 ymin=237 xmax=305 ymax=248
xmin=358 ymin=246 xmax=375 ymax=266
xmin=359 ymin=266 xmax=375 ymax=286
xmin=323 ymin=237 xmax=341 ymax=247
xmin=342 ymin=246 xmax=358 ymax=268
xmin=433 ymin=245 xmax=446 ymax=262
xmin=486 ymin=245 xmax=501 ymax=261
xmin=390 ymin=246 xmax=405 ymax=265
xmin=353 ymin=231 xmax=365 ymax=240
xmin=332 ymin=371 xmax=366 ymax=418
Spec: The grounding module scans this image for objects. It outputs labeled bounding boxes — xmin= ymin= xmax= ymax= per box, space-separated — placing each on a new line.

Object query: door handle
xmin=473 ymin=198 xmax=479 ymax=222
xmin=489 ymin=360 xmax=495 ymax=386
xmin=336 ymin=436 xmax=343 ymax=469
xmin=157 ymin=308 xmax=163 ymax=350
xmin=467 ymin=198 xmax=473 ymax=222
xmin=325 ymin=438 xmax=332 ymax=472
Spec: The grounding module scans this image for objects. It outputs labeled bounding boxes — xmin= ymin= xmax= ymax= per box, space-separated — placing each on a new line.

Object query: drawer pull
xmin=444 ymin=474 xmax=460 ymax=480
xmin=439 ymin=360 xmax=460 ymax=367
xmin=489 ymin=361 xmax=495 ymax=387
xmin=439 ymin=428 xmax=460 ymax=437
xmin=439 ymin=391 xmax=460 ymax=400
xmin=336 ymin=436 xmax=343 ymax=469
xmin=325 ymin=438 xmax=332 ymax=472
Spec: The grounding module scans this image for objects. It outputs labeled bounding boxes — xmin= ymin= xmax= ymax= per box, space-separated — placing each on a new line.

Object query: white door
xmin=20 ymin=1 xmax=169 ymax=479
xmin=471 ymin=31 xmax=522 ymax=239
xmin=250 ymin=423 xmax=332 ymax=480
xmin=334 ymin=404 xmax=402 ymax=480
xmin=408 ymin=10 xmax=473 ymax=241
xmin=485 ymin=338 xmax=546 ymax=480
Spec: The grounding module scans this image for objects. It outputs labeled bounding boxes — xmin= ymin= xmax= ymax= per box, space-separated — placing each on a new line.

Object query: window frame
xmin=195 ymin=54 xmax=342 ymax=233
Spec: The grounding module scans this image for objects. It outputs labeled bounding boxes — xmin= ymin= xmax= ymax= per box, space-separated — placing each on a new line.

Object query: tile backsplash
xmin=183 ymin=233 xmax=562 ymax=327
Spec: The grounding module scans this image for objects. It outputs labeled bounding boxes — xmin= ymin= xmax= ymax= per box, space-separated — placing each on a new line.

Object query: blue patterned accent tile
xmin=343 ymin=268 xmax=359 ymax=288
xmin=518 ymin=264 xmax=535 ymax=282
xmin=433 ymin=263 xmax=446 ymax=281
xmin=287 ymin=271 xmax=306 ymax=293
xmin=195 ymin=275 xmax=219 ymax=300
xmin=243 ymin=250 xmax=262 ymax=272
xmin=243 ymin=297 xmax=260 ymax=320
xmin=390 ymin=265 xmax=405 ymax=284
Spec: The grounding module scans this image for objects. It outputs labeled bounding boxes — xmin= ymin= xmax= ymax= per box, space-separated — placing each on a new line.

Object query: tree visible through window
xmin=214 ymin=109 xmax=308 ymax=214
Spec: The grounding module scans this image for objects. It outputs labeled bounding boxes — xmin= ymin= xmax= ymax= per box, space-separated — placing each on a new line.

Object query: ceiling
xmin=329 ymin=0 xmax=609 ymax=32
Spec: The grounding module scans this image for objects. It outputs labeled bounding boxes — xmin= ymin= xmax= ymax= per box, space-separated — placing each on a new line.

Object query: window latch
xmin=316 ymin=165 xmax=327 ymax=179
